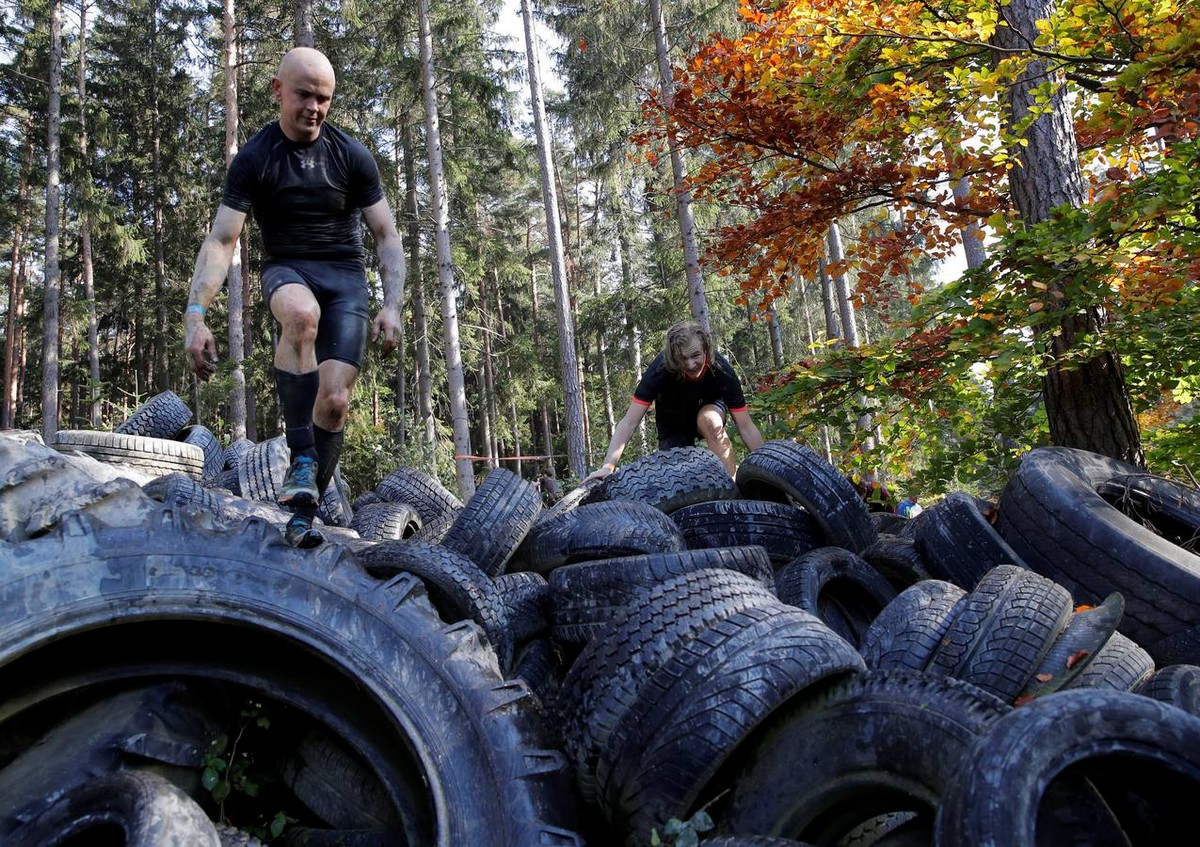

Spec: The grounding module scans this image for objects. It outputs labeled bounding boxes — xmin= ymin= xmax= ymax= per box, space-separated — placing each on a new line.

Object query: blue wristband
xmin=185 ymin=304 xmax=207 ymax=317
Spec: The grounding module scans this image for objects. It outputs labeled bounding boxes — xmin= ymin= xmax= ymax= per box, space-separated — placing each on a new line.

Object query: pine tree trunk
xmin=522 ymin=0 xmax=587 ymax=478
xmin=4 ymin=134 xmax=32 ymax=430
xmin=150 ymin=0 xmax=170 ymax=393
xmin=401 ymin=117 xmax=436 ymax=470
xmin=40 ymin=0 xmax=64 ymax=440
xmin=992 ymin=0 xmax=1142 ymax=465
xmin=76 ymin=0 xmax=101 ymax=428
xmin=223 ymin=0 xmax=248 ymax=439
xmin=418 ymin=0 xmax=474 ymax=495
xmin=649 ymin=0 xmax=708 ymax=330
xmin=294 ymin=0 xmax=314 ymax=47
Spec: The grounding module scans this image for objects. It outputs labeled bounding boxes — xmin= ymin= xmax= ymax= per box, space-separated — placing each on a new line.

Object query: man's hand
xmin=185 ymin=321 xmax=218 ymax=381
xmin=371 ymin=305 xmax=402 ymax=357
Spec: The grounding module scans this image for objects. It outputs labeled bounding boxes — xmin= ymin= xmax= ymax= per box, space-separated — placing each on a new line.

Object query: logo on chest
xmin=297 ymin=153 xmax=317 ymax=170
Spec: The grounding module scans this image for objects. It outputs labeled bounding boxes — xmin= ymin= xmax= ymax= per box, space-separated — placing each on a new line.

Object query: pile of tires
xmin=4 ymin=423 xmax=1200 ymax=846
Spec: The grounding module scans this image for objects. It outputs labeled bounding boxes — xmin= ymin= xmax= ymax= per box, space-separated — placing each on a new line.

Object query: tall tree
xmin=991 ymin=0 xmax=1141 ymax=464
xmin=522 ymin=0 xmax=586 ymax=478
xmin=417 ymin=0 xmax=474 ymax=495
xmin=648 ymin=0 xmax=708 ymax=330
xmin=40 ymin=0 xmax=64 ymax=440
xmin=223 ymin=0 xmax=248 ymax=439
xmin=77 ymin=0 xmax=101 ymax=427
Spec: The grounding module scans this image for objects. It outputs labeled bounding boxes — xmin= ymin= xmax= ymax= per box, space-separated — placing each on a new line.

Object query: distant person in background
xmin=585 ymin=320 xmax=764 ymax=483
xmin=897 ymin=495 xmax=923 ymax=518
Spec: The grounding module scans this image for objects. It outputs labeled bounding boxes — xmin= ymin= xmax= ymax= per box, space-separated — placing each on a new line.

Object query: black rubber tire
xmin=440 ymin=468 xmax=542 ymax=576
xmin=773 ymin=547 xmax=898 ymax=647
xmin=671 ymin=499 xmax=822 ymax=567
xmin=700 ymin=835 xmax=811 ymax=839
xmin=351 ymin=501 xmax=422 ymax=542
xmin=511 ymin=638 xmax=564 ymax=704
xmin=357 ymin=540 xmax=514 ymax=672
xmin=409 ymin=508 xmax=459 ymax=544
xmin=542 ymin=485 xmax=590 ymax=520
xmin=915 ymin=491 xmax=1029 ymax=589
xmin=926 ymin=565 xmax=1074 ymax=702
xmin=317 ymin=466 xmax=354 ymax=529
xmin=1066 ymin=631 xmax=1155 ymax=692
xmin=549 ymin=547 xmax=776 ymax=645
xmin=0 ymin=507 xmax=581 ymax=846
xmin=52 ymin=430 xmax=205 ymax=478
xmin=6 ymin=770 xmax=221 ymax=847
xmin=1 ymin=436 xmax=152 ymax=542
xmin=516 ymin=500 xmax=687 ymax=575
xmin=375 ymin=467 xmax=463 ymax=524
xmin=237 ymin=436 xmax=289 ymax=503
xmin=1136 ymin=664 xmax=1200 ymax=717
xmin=599 ymin=606 xmax=866 ymax=842
xmin=353 ymin=490 xmax=382 ymax=510
xmin=718 ymin=671 xmax=1008 ymax=845
xmin=735 ymin=440 xmax=876 ymax=553
xmin=862 ymin=534 xmax=934 ymax=590
xmin=181 ymin=424 xmax=225 ymax=483
xmin=495 ymin=571 xmax=551 ymax=643
xmin=1019 ymin=593 xmax=1124 ymax=699
xmin=557 ymin=569 xmax=781 ymax=803
xmin=282 ymin=728 xmax=401 ymax=829
xmin=996 ymin=446 xmax=1200 ymax=662
xmin=217 ymin=467 xmax=242 ymax=496
xmin=935 ymin=688 xmax=1200 ymax=847
xmin=114 ymin=390 xmax=193 ymax=440
xmin=584 ymin=447 xmax=741 ymax=514
xmin=859 ymin=580 xmax=967 ymax=671
xmin=223 ymin=437 xmax=255 ymax=471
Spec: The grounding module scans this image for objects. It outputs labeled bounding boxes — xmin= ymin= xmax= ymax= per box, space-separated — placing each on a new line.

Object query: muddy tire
xmin=5 ymin=770 xmax=220 ymax=847
xmin=351 ymin=501 xmax=422 ymax=542
xmin=236 ymin=436 xmax=289 ymax=503
xmin=181 ymin=425 xmax=225 ymax=484
xmin=0 ymin=507 xmax=581 ymax=846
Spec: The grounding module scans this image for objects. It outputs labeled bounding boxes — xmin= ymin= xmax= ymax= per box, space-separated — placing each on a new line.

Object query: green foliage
xmin=649 ymin=810 xmax=714 ymax=847
xmin=200 ymin=700 xmax=297 ymax=841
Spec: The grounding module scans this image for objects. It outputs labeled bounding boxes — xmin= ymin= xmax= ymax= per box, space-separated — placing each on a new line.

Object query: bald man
xmin=184 ymin=47 xmax=405 ymax=548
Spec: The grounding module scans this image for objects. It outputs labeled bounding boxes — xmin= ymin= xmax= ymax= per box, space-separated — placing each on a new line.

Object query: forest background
xmin=1 ymin=0 xmax=1197 ymax=500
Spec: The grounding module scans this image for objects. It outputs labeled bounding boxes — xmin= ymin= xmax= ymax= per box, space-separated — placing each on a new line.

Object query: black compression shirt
xmin=222 ymin=121 xmax=385 ymax=263
xmin=633 ymin=352 xmax=748 ymax=439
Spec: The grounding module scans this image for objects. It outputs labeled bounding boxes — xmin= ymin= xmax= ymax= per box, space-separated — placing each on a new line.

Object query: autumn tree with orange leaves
xmin=645 ymin=0 xmax=1199 ymax=484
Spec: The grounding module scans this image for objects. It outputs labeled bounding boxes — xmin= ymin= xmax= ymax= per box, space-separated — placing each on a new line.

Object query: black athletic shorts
xmin=262 ymin=259 xmax=370 ymax=369
xmin=658 ymin=399 xmax=729 ymax=449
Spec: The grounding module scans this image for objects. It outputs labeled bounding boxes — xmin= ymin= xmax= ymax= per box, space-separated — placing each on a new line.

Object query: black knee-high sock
xmin=275 ymin=368 xmax=320 ymax=463
xmin=313 ymin=423 xmax=344 ymax=495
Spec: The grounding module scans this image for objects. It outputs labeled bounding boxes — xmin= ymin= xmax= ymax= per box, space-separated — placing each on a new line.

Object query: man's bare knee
xmin=317 ymin=389 xmax=350 ymax=430
xmin=697 ymin=407 xmax=728 ymax=440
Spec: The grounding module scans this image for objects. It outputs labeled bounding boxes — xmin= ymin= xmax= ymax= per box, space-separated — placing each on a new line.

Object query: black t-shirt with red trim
xmin=222 ymin=121 xmax=385 ymax=264
xmin=633 ymin=351 xmax=747 ymax=441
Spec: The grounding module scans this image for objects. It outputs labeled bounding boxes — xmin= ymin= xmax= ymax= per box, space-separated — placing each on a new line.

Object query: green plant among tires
xmin=3 ymin=399 xmax=1200 ymax=844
